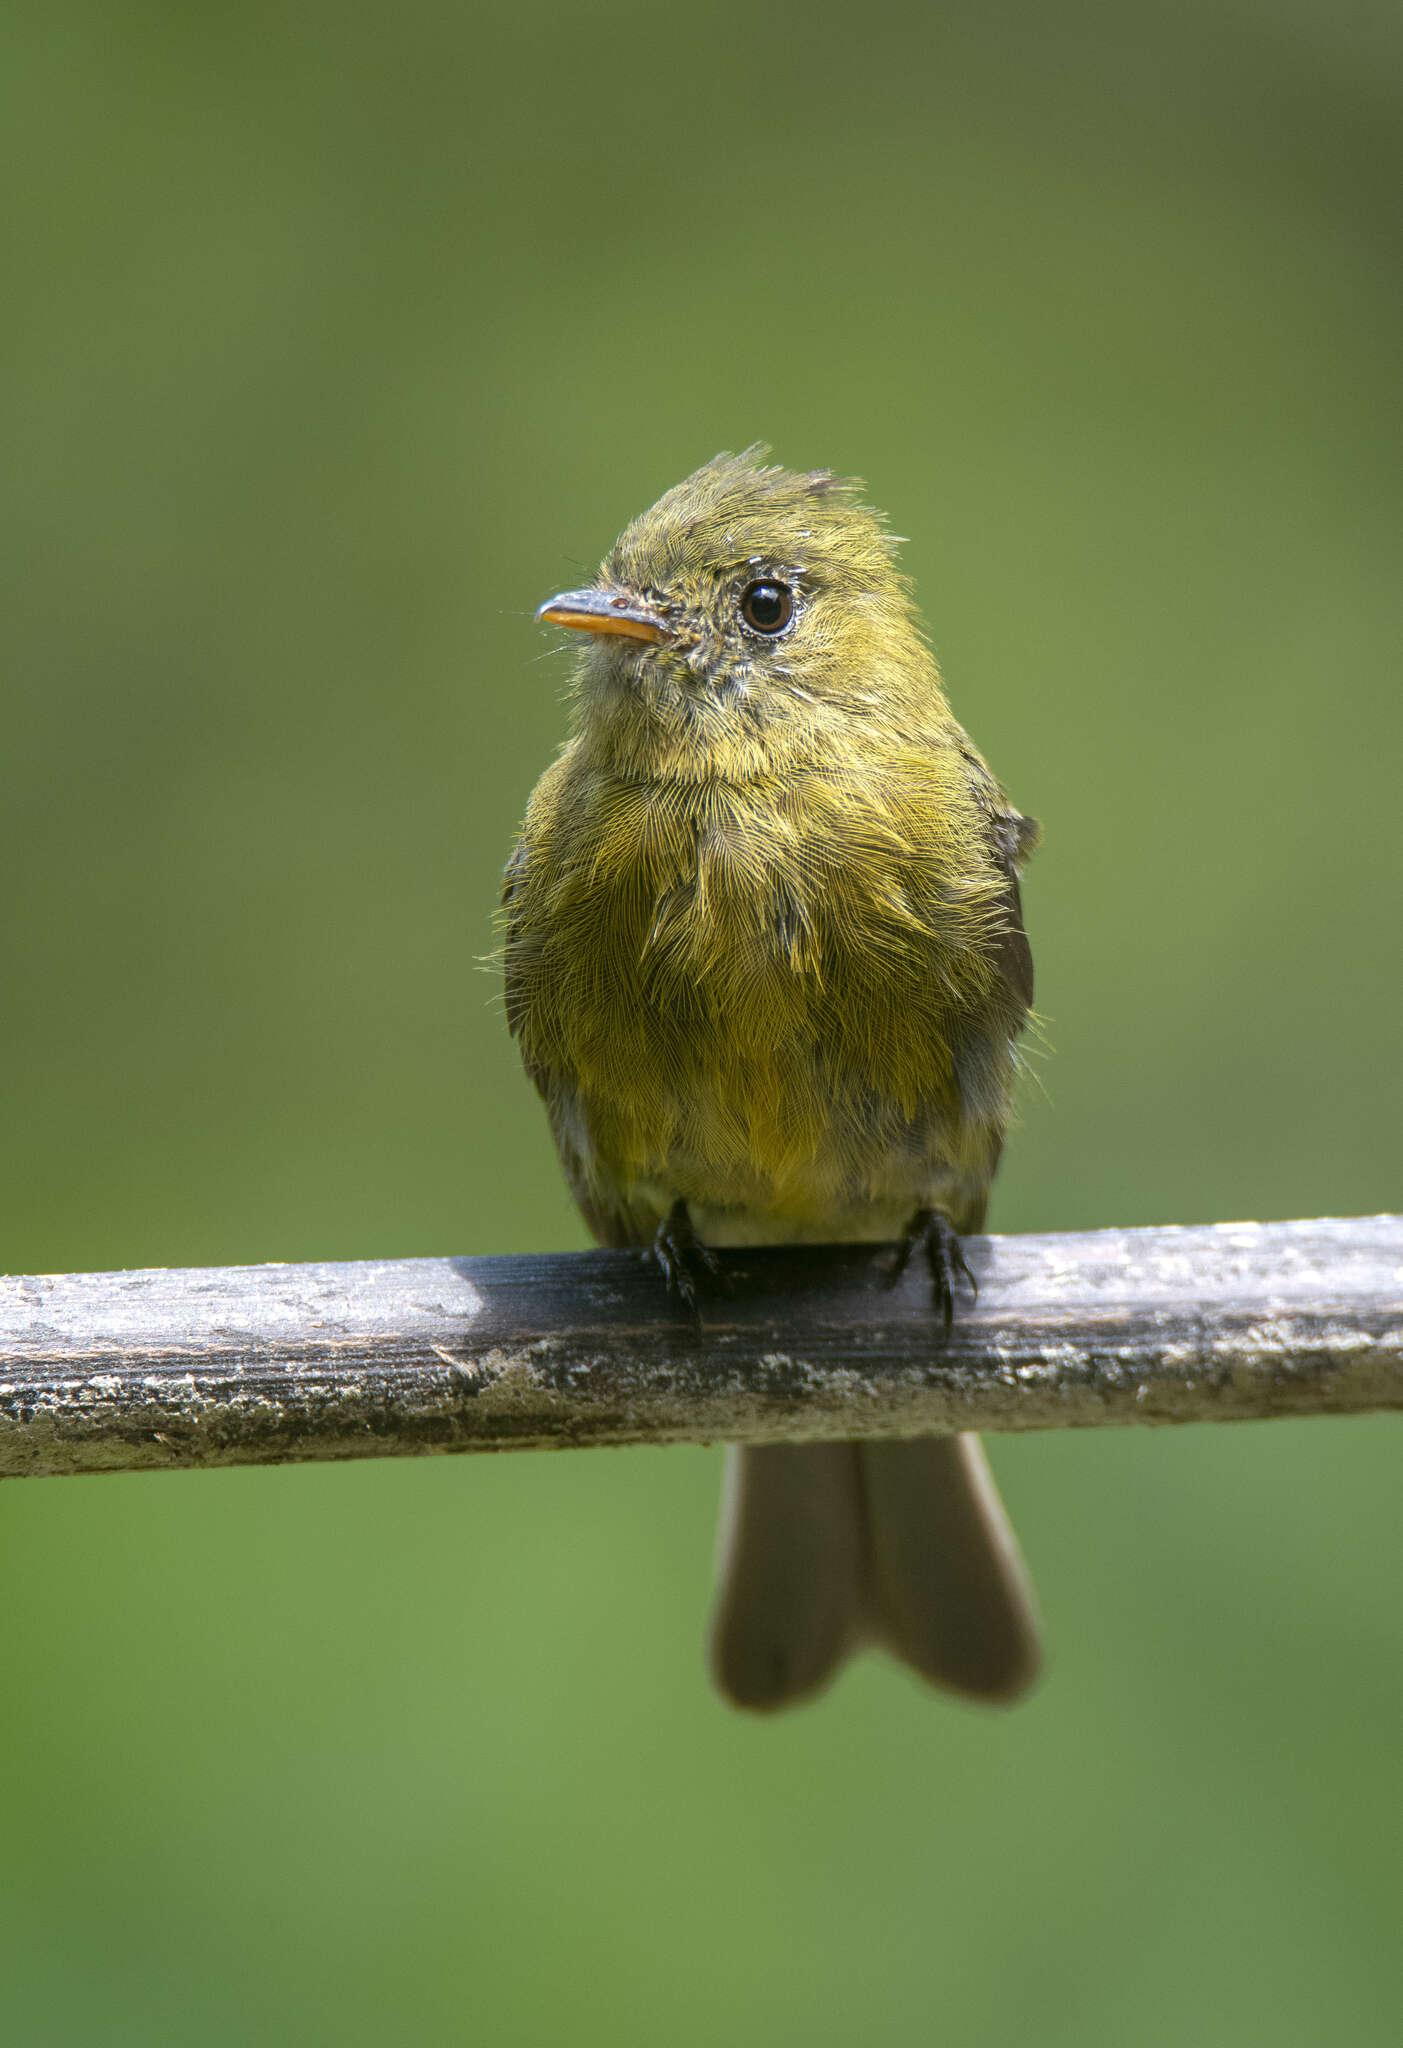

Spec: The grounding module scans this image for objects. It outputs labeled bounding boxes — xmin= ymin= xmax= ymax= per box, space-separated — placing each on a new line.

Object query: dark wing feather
xmin=500 ymin=836 xmax=531 ymax=1044
xmin=502 ymin=832 xmax=650 ymax=1251
xmin=989 ymin=808 xmax=1037 ymax=1009
xmin=952 ymin=737 xmax=1038 ymax=1011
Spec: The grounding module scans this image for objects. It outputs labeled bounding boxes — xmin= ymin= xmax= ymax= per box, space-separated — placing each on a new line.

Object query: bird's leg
xmin=888 ymin=1207 xmax=977 ymax=1337
xmin=651 ymin=1199 xmax=722 ymax=1324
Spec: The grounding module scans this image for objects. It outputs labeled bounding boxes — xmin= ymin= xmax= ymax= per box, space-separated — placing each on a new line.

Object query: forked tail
xmin=709 ymin=1435 xmax=1041 ymax=1711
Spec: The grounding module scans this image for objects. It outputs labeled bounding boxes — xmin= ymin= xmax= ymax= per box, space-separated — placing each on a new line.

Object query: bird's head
xmin=536 ymin=448 xmax=946 ymax=782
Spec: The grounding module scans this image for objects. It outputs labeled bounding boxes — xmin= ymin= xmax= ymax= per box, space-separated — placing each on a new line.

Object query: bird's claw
xmin=651 ymin=1200 xmax=723 ymax=1326
xmin=887 ymin=1208 xmax=977 ymax=1337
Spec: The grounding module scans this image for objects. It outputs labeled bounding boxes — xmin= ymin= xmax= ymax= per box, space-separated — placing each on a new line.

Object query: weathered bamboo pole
xmin=1 ymin=1216 xmax=1398 ymax=1479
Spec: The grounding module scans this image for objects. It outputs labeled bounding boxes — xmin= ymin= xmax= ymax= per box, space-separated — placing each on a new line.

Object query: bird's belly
xmin=655 ymin=1195 xmax=929 ymax=1247
xmin=532 ymin=868 xmax=1013 ymax=1244
xmin=552 ymin=1049 xmax=998 ymax=1245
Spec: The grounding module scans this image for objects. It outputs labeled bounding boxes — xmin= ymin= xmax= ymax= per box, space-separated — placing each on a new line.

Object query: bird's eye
xmin=739 ymin=580 xmax=795 ymax=635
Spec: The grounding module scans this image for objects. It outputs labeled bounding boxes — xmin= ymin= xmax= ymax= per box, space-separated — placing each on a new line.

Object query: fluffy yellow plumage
xmin=505 ymin=449 xmax=1042 ymax=1708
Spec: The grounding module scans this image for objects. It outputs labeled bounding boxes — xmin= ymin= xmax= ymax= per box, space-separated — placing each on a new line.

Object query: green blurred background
xmin=3 ymin=0 xmax=1400 ymax=2041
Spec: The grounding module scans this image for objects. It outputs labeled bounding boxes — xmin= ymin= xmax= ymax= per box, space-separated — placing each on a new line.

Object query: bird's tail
xmin=708 ymin=1435 xmax=1041 ymax=1711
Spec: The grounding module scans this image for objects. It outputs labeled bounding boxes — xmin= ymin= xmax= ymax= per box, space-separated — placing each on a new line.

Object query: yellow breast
xmin=504 ymin=743 xmax=1018 ymax=1233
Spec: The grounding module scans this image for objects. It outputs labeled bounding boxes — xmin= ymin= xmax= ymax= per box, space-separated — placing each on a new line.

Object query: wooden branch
xmin=1 ymin=1216 xmax=1399 ymax=1479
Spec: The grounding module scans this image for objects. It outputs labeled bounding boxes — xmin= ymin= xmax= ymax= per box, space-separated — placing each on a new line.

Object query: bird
xmin=502 ymin=447 xmax=1041 ymax=1710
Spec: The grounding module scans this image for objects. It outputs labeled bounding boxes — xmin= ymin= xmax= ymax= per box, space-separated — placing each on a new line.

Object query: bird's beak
xmin=535 ymin=585 xmax=672 ymax=645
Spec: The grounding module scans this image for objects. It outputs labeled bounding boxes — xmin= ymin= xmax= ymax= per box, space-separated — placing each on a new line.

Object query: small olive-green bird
xmin=504 ymin=448 xmax=1041 ymax=1711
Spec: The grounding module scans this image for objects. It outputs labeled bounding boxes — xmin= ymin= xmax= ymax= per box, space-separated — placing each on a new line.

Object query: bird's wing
xmin=499 ymin=834 xmax=532 ymax=1046
xmin=988 ymin=806 xmax=1038 ymax=1009
xmin=503 ymin=828 xmax=651 ymax=1249
xmin=953 ymin=734 xmax=1038 ymax=1010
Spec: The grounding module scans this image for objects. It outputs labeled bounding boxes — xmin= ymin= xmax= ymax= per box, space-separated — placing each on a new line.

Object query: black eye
xmin=739 ymin=580 xmax=795 ymax=635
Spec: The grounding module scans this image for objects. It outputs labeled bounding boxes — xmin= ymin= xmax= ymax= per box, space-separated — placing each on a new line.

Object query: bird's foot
xmin=888 ymin=1208 xmax=977 ymax=1337
xmin=651 ymin=1200 xmax=723 ymax=1325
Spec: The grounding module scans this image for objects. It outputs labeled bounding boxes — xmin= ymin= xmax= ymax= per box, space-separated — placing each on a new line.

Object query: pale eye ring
xmin=738 ymin=580 xmax=795 ymax=635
